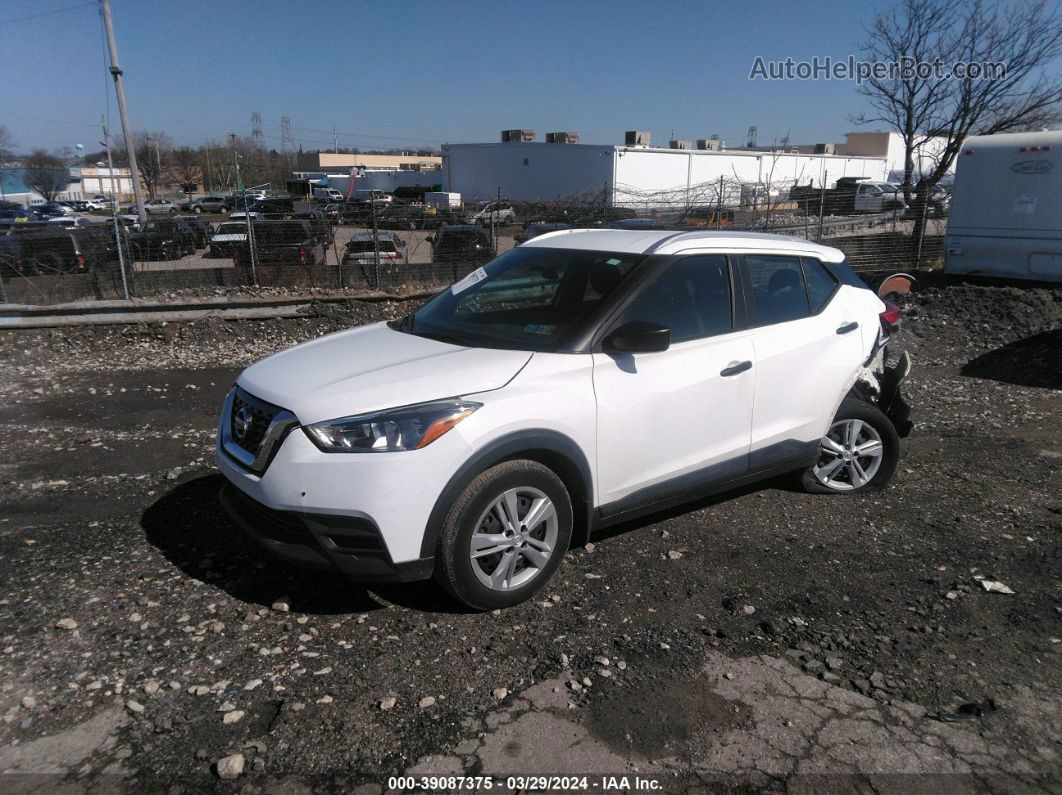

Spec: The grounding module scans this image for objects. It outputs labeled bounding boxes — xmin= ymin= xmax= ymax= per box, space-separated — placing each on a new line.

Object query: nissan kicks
xmin=217 ymin=230 xmax=911 ymax=610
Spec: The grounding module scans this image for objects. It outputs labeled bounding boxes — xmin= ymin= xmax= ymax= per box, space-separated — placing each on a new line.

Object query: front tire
xmin=434 ymin=460 xmax=573 ymax=610
xmin=801 ymin=399 xmax=900 ymax=494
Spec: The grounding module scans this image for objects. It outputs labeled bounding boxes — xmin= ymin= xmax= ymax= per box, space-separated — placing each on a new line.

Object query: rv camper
xmin=945 ymin=130 xmax=1062 ymax=283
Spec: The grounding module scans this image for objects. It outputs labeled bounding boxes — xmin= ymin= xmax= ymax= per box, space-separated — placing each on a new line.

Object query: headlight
xmin=303 ymin=400 xmax=481 ymax=453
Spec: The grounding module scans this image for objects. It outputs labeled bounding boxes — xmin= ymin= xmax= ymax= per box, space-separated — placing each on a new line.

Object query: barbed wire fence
xmin=0 ymin=173 xmax=946 ymax=306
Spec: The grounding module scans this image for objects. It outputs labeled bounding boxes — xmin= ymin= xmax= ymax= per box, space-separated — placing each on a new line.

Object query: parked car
xmin=514 ymin=222 xmax=571 ymax=244
xmin=224 ymin=221 xmax=320 ymax=280
xmin=0 ymin=209 xmax=39 ymax=225
xmin=182 ymin=196 xmax=232 ymax=214
xmin=46 ymin=216 xmax=98 ymax=229
xmin=33 ymin=203 xmax=73 ymax=218
xmin=342 ymin=232 xmax=406 ymax=268
xmin=144 ymin=198 xmax=181 ymax=215
xmin=377 ymin=205 xmax=439 ymax=231
xmin=313 ymin=187 xmax=345 ymax=204
xmin=290 ymin=210 xmax=334 ymax=245
xmin=229 ymin=211 xmax=265 ymax=222
xmin=208 ymin=221 xmax=249 ymax=258
xmin=0 ymin=225 xmax=121 ymax=283
xmin=320 ymin=203 xmax=345 ymax=224
xmin=126 ymin=219 xmax=197 ymax=259
xmin=245 ymin=197 xmax=295 ymax=217
xmin=216 ymin=229 xmax=912 ymax=609
xmin=470 ymin=201 xmax=517 ymax=226
xmin=349 ymin=189 xmax=392 ymax=205
xmin=428 ymin=224 xmax=494 ymax=269
xmin=174 ymin=215 xmax=215 ymax=247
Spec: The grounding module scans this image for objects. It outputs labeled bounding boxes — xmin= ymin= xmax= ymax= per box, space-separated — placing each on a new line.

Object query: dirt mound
xmin=900 ymin=281 xmax=1062 ymax=366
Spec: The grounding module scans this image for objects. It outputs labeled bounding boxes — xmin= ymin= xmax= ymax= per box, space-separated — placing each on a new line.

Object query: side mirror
xmin=426 ymin=235 xmax=435 ymax=245
xmin=603 ymin=321 xmax=671 ymax=354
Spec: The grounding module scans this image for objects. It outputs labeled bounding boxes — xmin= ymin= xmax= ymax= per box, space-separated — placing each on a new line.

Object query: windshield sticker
xmin=451 ymin=267 xmax=488 ymax=295
xmin=523 ymin=324 xmax=555 ymax=335
xmin=606 ymin=258 xmax=622 ymax=266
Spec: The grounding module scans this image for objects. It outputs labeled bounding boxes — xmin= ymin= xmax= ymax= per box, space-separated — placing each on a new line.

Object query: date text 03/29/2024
xmin=386 ymin=775 xmax=663 ymax=790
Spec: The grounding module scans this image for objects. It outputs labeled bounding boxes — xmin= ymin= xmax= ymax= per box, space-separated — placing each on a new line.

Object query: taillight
xmin=231 ymin=251 xmax=239 ymax=266
xmin=76 ymin=255 xmax=86 ymax=270
xmin=299 ymin=247 xmax=307 ymax=265
xmin=880 ymin=300 xmax=901 ymax=336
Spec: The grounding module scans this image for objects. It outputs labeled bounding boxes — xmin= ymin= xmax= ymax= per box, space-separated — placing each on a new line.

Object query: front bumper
xmin=216 ymin=393 xmax=473 ymax=582
xmin=219 ymin=482 xmax=433 ymax=582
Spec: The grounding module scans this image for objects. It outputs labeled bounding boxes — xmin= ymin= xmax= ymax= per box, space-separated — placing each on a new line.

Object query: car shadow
xmin=960 ymin=329 xmax=1062 ymax=390
xmin=141 ymin=474 xmax=472 ymax=615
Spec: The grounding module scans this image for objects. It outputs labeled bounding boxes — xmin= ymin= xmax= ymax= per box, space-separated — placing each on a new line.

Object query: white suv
xmin=217 ymin=230 xmax=911 ymax=610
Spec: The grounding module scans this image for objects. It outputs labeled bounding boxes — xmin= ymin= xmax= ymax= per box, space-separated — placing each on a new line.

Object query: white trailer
xmin=425 ymin=191 xmax=461 ymax=209
xmin=945 ymin=130 xmax=1062 ymax=283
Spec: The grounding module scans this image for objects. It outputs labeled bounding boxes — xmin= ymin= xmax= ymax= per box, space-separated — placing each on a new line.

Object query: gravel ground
xmin=0 ymin=279 xmax=1059 ymax=791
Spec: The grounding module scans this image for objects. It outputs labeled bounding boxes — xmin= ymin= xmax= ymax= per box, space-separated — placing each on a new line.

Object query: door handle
xmin=836 ymin=321 xmax=859 ymax=335
xmin=720 ymin=360 xmax=752 ymax=377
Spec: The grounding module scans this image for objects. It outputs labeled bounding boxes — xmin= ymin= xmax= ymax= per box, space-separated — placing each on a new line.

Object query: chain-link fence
xmin=0 ymin=179 xmax=947 ymax=306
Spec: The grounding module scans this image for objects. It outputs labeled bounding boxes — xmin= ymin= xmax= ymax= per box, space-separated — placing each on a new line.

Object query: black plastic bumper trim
xmin=219 ymin=483 xmax=434 ymax=583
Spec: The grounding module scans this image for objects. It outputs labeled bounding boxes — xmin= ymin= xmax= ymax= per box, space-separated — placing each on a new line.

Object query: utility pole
xmin=333 ymin=126 xmax=338 ymax=154
xmin=154 ymin=139 xmax=161 ymax=198
xmin=101 ymin=116 xmax=131 ymax=301
xmin=101 ymin=0 xmax=146 ymax=224
xmin=231 ymin=134 xmax=257 ymax=285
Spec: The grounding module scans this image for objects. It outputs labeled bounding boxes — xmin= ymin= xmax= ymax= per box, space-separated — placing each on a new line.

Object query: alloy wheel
xmin=469 ymin=487 xmax=558 ymax=592
xmin=812 ymin=418 xmax=884 ymax=491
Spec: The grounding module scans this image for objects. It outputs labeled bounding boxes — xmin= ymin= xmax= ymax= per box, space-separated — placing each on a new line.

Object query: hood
xmin=236 ymin=322 xmax=532 ymax=425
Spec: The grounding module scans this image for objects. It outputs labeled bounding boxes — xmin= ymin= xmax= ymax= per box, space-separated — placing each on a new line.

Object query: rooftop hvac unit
xmin=501 ymin=129 xmax=536 ymax=143
xmin=624 ymin=130 xmax=651 ymax=147
xmin=696 ymin=139 xmax=722 ymax=151
xmin=545 ymin=132 xmax=580 ymax=144
xmin=669 ymin=140 xmax=692 ymax=150
xmin=813 ymin=143 xmax=836 ymax=154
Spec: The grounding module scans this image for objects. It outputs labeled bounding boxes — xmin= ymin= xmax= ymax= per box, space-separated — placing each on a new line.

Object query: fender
xmin=419 ymin=429 xmax=595 ymax=559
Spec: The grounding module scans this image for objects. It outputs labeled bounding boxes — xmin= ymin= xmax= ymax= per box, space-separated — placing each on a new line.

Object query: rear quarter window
xmin=801 ymin=257 xmax=839 ymax=313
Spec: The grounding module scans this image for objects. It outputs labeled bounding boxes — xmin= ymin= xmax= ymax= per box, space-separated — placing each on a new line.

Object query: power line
xmin=0 ymin=1 xmax=95 ymax=27
xmin=1 ymin=109 xmax=99 ymax=128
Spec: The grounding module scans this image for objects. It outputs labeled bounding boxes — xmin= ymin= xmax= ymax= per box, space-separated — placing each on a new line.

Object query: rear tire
xmin=801 ymin=399 xmax=900 ymax=494
xmin=434 ymin=460 xmax=573 ymax=611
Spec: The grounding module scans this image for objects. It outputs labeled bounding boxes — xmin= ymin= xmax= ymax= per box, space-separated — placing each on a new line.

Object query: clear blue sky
xmin=4 ymin=0 xmax=905 ymax=153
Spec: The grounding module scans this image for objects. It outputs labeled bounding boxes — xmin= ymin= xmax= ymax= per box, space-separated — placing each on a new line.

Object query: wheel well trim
xmin=420 ymin=429 xmax=594 ymax=559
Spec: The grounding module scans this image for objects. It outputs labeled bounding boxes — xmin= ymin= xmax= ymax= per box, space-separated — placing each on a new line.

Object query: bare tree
xmin=0 ymin=125 xmax=14 ymax=161
xmin=114 ymin=131 xmax=173 ymax=198
xmin=856 ymin=0 xmax=1062 ymax=212
xmin=170 ymin=146 xmax=201 ymax=191
xmin=23 ymin=150 xmax=68 ymax=202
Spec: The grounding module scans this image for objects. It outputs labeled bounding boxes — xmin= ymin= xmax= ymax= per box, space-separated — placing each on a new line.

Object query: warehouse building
xmin=442 ymin=130 xmax=889 ymax=206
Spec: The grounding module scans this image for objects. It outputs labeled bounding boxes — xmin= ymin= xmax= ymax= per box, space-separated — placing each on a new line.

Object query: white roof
xmin=964 ymin=130 xmax=1062 ymax=151
xmin=521 ymin=229 xmax=845 ymax=262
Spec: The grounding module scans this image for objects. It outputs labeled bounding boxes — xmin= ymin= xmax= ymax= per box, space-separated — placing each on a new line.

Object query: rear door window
xmin=746 ymin=254 xmax=811 ymax=325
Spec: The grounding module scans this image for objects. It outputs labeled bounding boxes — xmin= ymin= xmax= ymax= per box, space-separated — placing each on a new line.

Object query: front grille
xmin=221 ymin=387 xmax=298 ymax=474
xmin=230 ymin=389 xmax=278 ymax=455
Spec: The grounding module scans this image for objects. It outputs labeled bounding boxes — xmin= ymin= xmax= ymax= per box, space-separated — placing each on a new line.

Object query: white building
xmin=78 ymin=166 xmax=135 ymax=198
xmin=833 ymin=132 xmax=954 ymax=184
xmin=442 ymin=138 xmax=889 ymax=207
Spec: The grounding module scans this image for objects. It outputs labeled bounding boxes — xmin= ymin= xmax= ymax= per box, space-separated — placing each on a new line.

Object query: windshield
xmin=348 ymin=240 xmax=398 ymax=253
xmin=399 ymin=246 xmax=642 ymax=351
xmin=215 ymin=223 xmax=246 ymax=235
